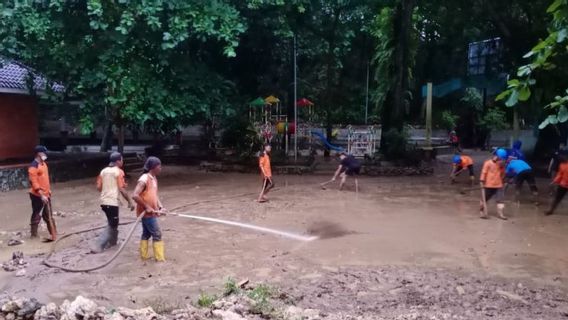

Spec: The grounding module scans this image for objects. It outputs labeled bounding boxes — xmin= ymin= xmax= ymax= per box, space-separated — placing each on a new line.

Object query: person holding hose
xmin=505 ymin=158 xmax=539 ymax=205
xmin=28 ymin=145 xmax=58 ymax=241
xmin=132 ymin=156 xmax=166 ymax=262
xmin=479 ymin=148 xmax=507 ymax=220
xmin=91 ymin=152 xmax=135 ymax=254
xmin=545 ymin=156 xmax=568 ymax=215
xmin=258 ymin=144 xmax=274 ymax=203
xmin=450 ymin=154 xmax=475 ymax=185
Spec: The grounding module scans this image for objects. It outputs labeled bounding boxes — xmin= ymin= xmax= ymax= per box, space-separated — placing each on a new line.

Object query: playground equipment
xmin=311 ymin=131 xmax=344 ymax=152
xmin=249 ymin=95 xmax=295 ymax=154
xmin=297 ymin=98 xmax=314 ymax=122
xmin=347 ymin=125 xmax=377 ymax=157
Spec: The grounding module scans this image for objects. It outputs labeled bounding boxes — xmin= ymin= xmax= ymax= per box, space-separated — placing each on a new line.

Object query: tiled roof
xmin=0 ymin=58 xmax=64 ymax=94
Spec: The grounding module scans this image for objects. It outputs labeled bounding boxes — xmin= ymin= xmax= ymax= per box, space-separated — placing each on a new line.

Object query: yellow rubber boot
xmin=140 ymin=240 xmax=150 ymax=260
xmin=153 ymin=241 xmax=165 ymax=262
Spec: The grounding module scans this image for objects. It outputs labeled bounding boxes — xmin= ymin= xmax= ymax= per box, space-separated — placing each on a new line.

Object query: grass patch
xmin=196 ymin=292 xmax=218 ymax=308
xmin=223 ymin=277 xmax=239 ymax=296
xmin=248 ymin=284 xmax=274 ymax=315
xmin=143 ymin=297 xmax=184 ymax=314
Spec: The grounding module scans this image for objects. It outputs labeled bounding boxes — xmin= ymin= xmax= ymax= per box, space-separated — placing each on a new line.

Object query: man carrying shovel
xmin=27 ymin=145 xmax=58 ymax=241
xmin=91 ymin=152 xmax=135 ymax=253
xmin=479 ymin=148 xmax=507 ymax=220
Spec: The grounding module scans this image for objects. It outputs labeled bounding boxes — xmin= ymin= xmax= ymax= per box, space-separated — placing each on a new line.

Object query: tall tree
xmin=0 ymin=0 xmax=245 ymax=152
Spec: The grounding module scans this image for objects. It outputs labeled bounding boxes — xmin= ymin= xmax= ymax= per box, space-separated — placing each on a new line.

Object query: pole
xmin=365 ymin=61 xmax=369 ymax=124
xmin=293 ymin=34 xmax=298 ymax=162
xmin=426 ymin=82 xmax=433 ymax=148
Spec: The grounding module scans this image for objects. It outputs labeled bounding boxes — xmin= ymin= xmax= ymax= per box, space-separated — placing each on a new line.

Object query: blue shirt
xmin=508 ymin=148 xmax=525 ymax=161
xmin=505 ymin=160 xmax=531 ymax=177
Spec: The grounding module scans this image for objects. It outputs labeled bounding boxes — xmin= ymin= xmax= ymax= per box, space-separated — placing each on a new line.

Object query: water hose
xmin=41 ymin=190 xmax=279 ymax=273
xmin=42 ymin=214 xmax=143 ymax=273
xmin=41 ymin=179 xmax=336 ymax=273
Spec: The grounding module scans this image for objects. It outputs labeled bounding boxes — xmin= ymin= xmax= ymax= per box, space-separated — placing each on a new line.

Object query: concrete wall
xmin=0 ymin=94 xmax=38 ymax=160
xmin=0 ymin=154 xmax=109 ymax=192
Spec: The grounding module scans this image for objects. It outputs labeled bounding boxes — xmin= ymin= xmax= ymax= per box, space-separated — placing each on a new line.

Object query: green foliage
xmin=371 ymin=3 xmax=419 ymax=116
xmin=381 ymin=128 xmax=409 ymax=160
xmin=247 ymin=284 xmax=274 ymax=315
xmin=0 ymin=0 xmax=245 ymax=135
xmin=461 ymin=88 xmax=483 ymax=111
xmin=196 ymin=292 xmax=217 ymax=308
xmin=496 ymin=0 xmax=568 ymax=129
xmin=439 ymin=110 xmax=459 ymax=130
xmin=220 ymin=118 xmax=263 ymax=159
xmin=143 ymin=297 xmax=183 ymax=315
xmin=370 ymin=7 xmax=395 ymax=110
xmin=479 ymin=107 xmax=508 ymax=131
xmin=223 ymin=277 xmax=239 ymax=297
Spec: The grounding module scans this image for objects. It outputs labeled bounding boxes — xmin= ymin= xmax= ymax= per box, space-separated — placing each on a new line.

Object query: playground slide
xmin=310 ymin=131 xmax=344 ymax=152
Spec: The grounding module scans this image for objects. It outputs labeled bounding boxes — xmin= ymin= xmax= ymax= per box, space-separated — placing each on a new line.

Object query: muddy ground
xmin=1 ymin=157 xmax=568 ymax=319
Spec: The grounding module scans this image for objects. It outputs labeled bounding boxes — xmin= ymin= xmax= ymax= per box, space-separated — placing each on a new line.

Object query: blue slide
xmin=310 ymin=131 xmax=345 ymax=152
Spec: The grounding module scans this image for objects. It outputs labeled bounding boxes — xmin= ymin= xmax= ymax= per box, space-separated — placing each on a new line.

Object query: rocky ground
xmin=2 ymin=265 xmax=568 ymax=320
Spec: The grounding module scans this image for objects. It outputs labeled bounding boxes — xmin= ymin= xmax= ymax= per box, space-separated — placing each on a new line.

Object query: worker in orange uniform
xmin=450 ymin=154 xmax=475 ymax=185
xmin=479 ymin=148 xmax=507 ymax=220
xmin=133 ymin=157 xmax=166 ymax=262
xmin=545 ymin=156 xmax=568 ymax=216
xmin=28 ymin=145 xmax=58 ymax=241
xmin=258 ymin=144 xmax=274 ymax=203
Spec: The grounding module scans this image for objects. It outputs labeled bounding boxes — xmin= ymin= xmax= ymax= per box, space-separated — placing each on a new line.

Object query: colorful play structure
xmin=248 ymin=96 xmax=379 ymax=158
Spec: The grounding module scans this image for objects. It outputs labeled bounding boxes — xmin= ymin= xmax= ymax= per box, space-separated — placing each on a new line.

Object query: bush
xmin=382 ymin=128 xmax=409 ymax=160
xmin=220 ymin=119 xmax=263 ymax=159
xmin=440 ymin=110 xmax=459 ymax=130
xmin=196 ymin=292 xmax=217 ymax=308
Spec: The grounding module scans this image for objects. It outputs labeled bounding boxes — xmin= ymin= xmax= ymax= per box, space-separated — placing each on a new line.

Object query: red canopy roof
xmin=296 ymin=98 xmax=314 ymax=107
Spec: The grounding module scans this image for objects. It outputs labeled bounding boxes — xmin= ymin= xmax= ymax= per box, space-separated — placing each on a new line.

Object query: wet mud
xmin=1 ymin=160 xmax=567 ymax=318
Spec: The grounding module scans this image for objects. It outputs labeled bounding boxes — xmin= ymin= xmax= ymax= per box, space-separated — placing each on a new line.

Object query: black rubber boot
xmin=108 ymin=228 xmax=119 ymax=247
xmin=30 ymin=224 xmax=38 ymax=238
xmin=91 ymin=227 xmax=111 ymax=253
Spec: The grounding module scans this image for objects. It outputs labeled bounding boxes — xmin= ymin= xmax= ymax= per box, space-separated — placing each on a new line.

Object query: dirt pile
xmin=281 ymin=267 xmax=568 ymax=320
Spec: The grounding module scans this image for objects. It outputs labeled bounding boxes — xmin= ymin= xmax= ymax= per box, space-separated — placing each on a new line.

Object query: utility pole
xmin=365 ymin=61 xmax=370 ymax=124
xmin=293 ymin=34 xmax=298 ymax=162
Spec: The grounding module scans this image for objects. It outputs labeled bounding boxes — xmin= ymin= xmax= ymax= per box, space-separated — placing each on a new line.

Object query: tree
xmin=497 ymin=0 xmax=568 ymax=132
xmin=0 ymin=0 xmax=246 ymax=152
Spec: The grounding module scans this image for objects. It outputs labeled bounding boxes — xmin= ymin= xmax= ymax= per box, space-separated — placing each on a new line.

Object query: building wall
xmin=0 ymin=93 xmax=38 ymax=160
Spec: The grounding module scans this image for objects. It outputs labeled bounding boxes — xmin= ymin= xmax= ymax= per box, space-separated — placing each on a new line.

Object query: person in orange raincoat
xmin=545 ymin=155 xmax=568 ymax=216
xmin=258 ymin=144 xmax=274 ymax=203
xmin=28 ymin=145 xmax=57 ymax=241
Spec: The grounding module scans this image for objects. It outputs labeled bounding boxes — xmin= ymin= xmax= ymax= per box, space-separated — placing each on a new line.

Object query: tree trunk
xmin=381 ymin=0 xmax=416 ymax=152
xmin=100 ymin=120 xmax=113 ymax=152
xmin=390 ymin=0 xmax=416 ymax=130
xmin=117 ymin=124 xmax=125 ymax=154
xmin=322 ymin=7 xmax=342 ymax=158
